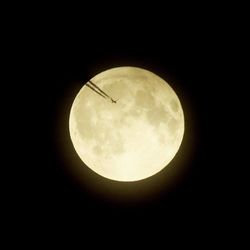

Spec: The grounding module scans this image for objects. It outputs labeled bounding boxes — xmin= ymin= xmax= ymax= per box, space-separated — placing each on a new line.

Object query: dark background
xmin=7 ymin=4 xmax=243 ymax=244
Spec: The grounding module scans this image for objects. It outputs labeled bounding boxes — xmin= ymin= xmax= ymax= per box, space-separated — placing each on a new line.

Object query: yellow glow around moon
xmin=69 ymin=67 xmax=184 ymax=182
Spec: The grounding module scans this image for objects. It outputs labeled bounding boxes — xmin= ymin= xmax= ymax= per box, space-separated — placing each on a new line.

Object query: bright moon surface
xmin=69 ymin=67 xmax=184 ymax=182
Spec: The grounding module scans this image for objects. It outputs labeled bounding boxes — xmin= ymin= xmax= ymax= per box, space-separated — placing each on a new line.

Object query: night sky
xmin=9 ymin=6 xmax=241 ymax=243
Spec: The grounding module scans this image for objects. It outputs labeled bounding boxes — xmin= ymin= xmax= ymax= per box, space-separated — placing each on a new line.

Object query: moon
xmin=69 ymin=67 xmax=184 ymax=182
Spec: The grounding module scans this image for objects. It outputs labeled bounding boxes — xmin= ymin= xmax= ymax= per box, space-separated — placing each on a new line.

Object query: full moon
xmin=69 ymin=67 xmax=184 ymax=182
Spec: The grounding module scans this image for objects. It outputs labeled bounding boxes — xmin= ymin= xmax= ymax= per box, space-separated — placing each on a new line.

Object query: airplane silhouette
xmin=111 ymin=98 xmax=119 ymax=104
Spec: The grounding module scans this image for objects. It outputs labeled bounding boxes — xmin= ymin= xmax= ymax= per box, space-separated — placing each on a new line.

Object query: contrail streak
xmin=86 ymin=83 xmax=107 ymax=99
xmin=85 ymin=80 xmax=118 ymax=104
xmin=88 ymin=80 xmax=112 ymax=99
